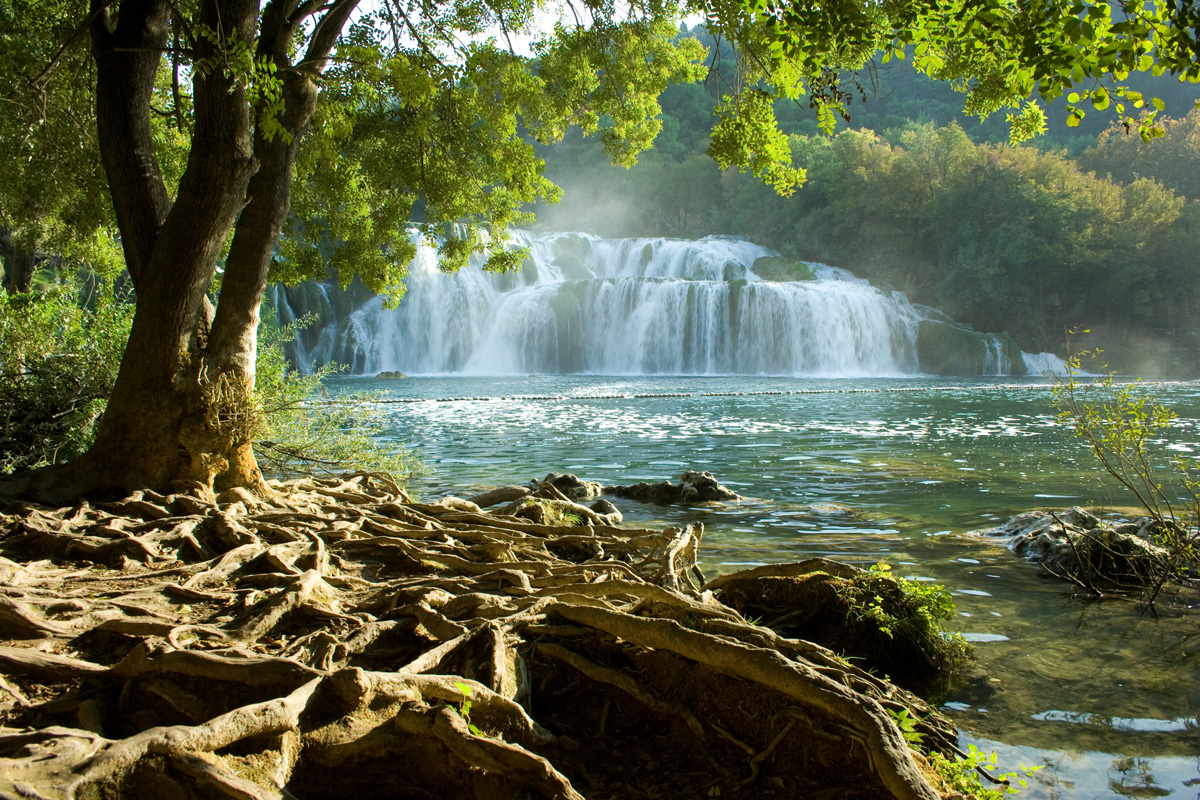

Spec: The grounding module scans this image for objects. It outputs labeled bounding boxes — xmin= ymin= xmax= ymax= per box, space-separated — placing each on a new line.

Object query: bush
xmin=0 ymin=287 xmax=420 ymax=486
xmin=252 ymin=313 xmax=422 ymax=483
xmin=0 ymin=283 xmax=132 ymax=473
xmin=1053 ymin=344 xmax=1200 ymax=606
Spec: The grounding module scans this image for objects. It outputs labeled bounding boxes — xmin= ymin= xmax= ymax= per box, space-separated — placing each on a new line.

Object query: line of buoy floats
xmin=313 ymin=382 xmax=1093 ymax=405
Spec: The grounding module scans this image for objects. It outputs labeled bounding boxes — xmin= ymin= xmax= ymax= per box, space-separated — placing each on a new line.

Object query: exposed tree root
xmin=0 ymin=473 xmax=959 ymax=799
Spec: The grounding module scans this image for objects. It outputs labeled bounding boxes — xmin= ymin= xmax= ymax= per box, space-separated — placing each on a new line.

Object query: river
xmin=329 ymin=373 xmax=1200 ymax=799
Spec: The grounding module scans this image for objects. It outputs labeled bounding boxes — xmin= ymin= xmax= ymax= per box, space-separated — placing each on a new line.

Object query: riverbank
xmin=1 ymin=473 xmax=968 ymax=800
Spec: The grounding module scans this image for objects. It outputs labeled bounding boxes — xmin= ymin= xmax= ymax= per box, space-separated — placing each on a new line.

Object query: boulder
xmin=750 ymin=256 xmax=816 ymax=282
xmin=979 ymin=507 xmax=1176 ymax=586
xmin=706 ymin=559 xmax=968 ymax=694
xmin=606 ymin=471 xmax=741 ymax=505
xmin=916 ymin=320 xmax=1026 ymax=376
xmin=589 ymin=498 xmax=623 ymax=526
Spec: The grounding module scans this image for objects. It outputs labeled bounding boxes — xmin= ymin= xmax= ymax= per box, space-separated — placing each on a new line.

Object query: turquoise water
xmin=337 ymin=375 xmax=1200 ymax=797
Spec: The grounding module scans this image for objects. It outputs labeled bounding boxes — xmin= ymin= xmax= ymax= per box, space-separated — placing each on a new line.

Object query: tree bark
xmin=205 ymin=4 xmax=330 ymax=492
xmin=9 ymin=0 xmax=259 ymax=503
xmin=89 ymin=0 xmax=172 ymax=286
xmin=2 ymin=234 xmax=36 ymax=295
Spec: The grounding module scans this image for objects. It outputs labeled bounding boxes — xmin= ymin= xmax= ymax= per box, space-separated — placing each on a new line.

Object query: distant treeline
xmin=532 ymin=29 xmax=1200 ymax=374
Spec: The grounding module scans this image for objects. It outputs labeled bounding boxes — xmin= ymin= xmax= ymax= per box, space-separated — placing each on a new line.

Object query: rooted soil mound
xmin=0 ymin=473 xmax=957 ymax=799
xmin=707 ymin=560 xmax=969 ymax=696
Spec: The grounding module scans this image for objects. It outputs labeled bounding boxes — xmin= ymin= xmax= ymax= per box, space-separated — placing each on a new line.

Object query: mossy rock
xmin=917 ymin=320 xmax=1026 ymax=376
xmin=751 ymin=256 xmax=817 ymax=282
xmin=996 ymin=332 xmax=1027 ymax=376
xmin=917 ymin=320 xmax=987 ymax=375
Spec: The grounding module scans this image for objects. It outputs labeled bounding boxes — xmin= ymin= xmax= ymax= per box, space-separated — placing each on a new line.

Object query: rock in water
xmin=606 ymin=470 xmax=742 ymax=505
xmin=979 ymin=507 xmax=1174 ymax=586
xmin=707 ymin=559 xmax=969 ymax=693
xmin=531 ymin=472 xmax=602 ymax=501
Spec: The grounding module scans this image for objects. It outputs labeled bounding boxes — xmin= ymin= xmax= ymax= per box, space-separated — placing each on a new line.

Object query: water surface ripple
xmin=339 ymin=375 xmax=1200 ymax=798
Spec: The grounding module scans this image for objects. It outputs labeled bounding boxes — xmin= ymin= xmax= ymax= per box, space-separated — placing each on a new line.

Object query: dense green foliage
xmin=0 ymin=0 xmax=165 ymax=292
xmin=0 ymin=283 xmax=131 ymax=473
xmin=842 ymin=561 xmax=970 ymax=674
xmin=0 ymin=285 xmax=417 ymax=481
xmin=753 ymin=0 xmax=1200 ymax=144
xmin=272 ymin=10 xmax=707 ymax=301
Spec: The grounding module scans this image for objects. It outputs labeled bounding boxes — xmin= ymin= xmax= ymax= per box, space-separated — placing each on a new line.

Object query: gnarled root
xmin=0 ymin=473 xmax=954 ymax=799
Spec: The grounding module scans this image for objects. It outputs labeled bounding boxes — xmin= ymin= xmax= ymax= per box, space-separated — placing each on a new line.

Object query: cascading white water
xmin=281 ymin=230 xmax=1013 ymax=376
xmin=981 ymin=335 xmax=1009 ymax=376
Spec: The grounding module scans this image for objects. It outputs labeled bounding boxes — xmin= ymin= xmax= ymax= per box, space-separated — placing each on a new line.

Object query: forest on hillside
xmin=532 ymin=27 xmax=1200 ymax=373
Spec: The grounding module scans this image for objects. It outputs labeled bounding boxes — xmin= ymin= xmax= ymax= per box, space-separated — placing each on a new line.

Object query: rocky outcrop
xmin=707 ymin=559 xmax=969 ymax=694
xmin=751 ymin=256 xmax=816 ymax=282
xmin=978 ymin=507 xmax=1179 ymax=587
xmin=606 ymin=470 xmax=741 ymax=505
xmin=916 ymin=320 xmax=1026 ymax=376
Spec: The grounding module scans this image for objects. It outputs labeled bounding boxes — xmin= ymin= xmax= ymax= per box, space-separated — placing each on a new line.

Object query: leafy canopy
xmin=3 ymin=0 xmax=1197 ymax=302
xmin=746 ymin=0 xmax=1199 ymax=145
xmin=272 ymin=3 xmax=706 ymax=305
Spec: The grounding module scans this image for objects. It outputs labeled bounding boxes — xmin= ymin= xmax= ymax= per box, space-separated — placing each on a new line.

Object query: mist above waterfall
xmin=273 ymin=231 xmax=1026 ymax=377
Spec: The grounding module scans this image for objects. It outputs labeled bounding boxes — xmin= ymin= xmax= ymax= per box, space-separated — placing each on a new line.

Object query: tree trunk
xmin=202 ymin=0 xmax=357 ymax=493
xmin=8 ymin=0 xmax=259 ymax=504
xmin=5 ymin=0 xmax=359 ymax=505
xmin=2 ymin=234 xmax=36 ymax=295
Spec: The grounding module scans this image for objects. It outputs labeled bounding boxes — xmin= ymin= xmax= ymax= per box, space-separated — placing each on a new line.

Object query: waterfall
xmin=274 ymin=231 xmax=1021 ymax=377
xmin=981 ymin=335 xmax=1009 ymax=376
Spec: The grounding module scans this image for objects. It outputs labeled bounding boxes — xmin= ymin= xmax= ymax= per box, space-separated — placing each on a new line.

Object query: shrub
xmin=252 ymin=313 xmax=422 ymax=483
xmin=1053 ymin=343 xmax=1200 ymax=606
xmin=0 ymin=283 xmax=132 ymax=473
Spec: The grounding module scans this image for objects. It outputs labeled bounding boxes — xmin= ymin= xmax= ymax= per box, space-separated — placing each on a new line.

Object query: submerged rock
xmin=979 ymin=507 xmax=1179 ymax=586
xmin=606 ymin=470 xmax=741 ymax=505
